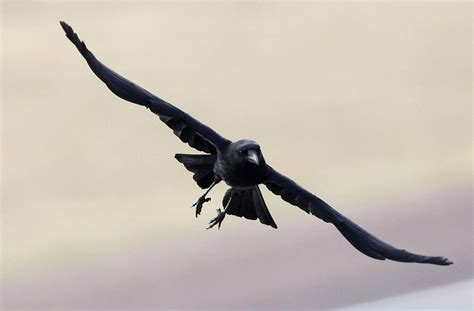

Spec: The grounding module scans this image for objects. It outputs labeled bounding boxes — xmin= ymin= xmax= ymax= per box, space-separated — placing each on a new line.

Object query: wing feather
xmin=264 ymin=165 xmax=452 ymax=266
xmin=60 ymin=21 xmax=230 ymax=154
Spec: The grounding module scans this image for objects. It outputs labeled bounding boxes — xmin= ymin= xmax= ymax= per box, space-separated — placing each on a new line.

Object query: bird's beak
xmin=247 ymin=150 xmax=260 ymax=165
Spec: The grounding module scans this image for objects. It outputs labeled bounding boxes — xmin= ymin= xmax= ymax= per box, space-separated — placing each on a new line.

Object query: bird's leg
xmin=192 ymin=178 xmax=220 ymax=217
xmin=207 ymin=191 xmax=234 ymax=230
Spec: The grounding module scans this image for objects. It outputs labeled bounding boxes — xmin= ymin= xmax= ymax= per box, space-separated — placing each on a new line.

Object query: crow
xmin=60 ymin=21 xmax=452 ymax=266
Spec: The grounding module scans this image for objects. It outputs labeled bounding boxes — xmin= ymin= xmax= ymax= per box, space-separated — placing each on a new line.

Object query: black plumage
xmin=223 ymin=187 xmax=277 ymax=229
xmin=60 ymin=21 xmax=452 ymax=266
xmin=175 ymin=154 xmax=216 ymax=189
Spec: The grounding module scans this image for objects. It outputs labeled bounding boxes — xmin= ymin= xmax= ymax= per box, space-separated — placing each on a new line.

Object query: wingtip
xmin=59 ymin=20 xmax=90 ymax=57
xmin=59 ymin=20 xmax=77 ymax=43
xmin=424 ymin=256 xmax=453 ymax=266
xmin=59 ymin=20 xmax=72 ymax=34
xmin=439 ymin=257 xmax=453 ymax=266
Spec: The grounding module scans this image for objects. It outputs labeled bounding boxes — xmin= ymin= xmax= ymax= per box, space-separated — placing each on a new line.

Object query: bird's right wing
xmin=264 ymin=165 xmax=452 ymax=266
xmin=60 ymin=21 xmax=230 ymax=154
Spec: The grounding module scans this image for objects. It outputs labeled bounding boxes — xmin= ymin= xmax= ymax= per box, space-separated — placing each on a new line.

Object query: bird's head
xmin=230 ymin=139 xmax=265 ymax=166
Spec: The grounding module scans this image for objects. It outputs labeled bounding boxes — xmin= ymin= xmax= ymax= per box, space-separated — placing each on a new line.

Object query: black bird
xmin=60 ymin=21 xmax=452 ymax=266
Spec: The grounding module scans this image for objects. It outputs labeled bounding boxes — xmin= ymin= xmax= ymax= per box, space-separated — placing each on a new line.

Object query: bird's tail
xmin=223 ymin=187 xmax=277 ymax=228
xmin=175 ymin=154 xmax=217 ymax=189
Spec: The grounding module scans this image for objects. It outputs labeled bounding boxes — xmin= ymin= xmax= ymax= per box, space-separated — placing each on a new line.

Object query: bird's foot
xmin=206 ymin=209 xmax=226 ymax=230
xmin=192 ymin=196 xmax=211 ymax=217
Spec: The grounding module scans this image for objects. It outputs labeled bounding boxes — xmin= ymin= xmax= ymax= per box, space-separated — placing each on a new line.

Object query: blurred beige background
xmin=2 ymin=1 xmax=472 ymax=309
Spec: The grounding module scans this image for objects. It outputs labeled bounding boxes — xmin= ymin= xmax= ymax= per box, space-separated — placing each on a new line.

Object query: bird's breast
xmin=214 ymin=159 xmax=266 ymax=188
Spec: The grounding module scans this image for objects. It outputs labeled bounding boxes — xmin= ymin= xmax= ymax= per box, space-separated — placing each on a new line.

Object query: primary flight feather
xmin=60 ymin=21 xmax=452 ymax=266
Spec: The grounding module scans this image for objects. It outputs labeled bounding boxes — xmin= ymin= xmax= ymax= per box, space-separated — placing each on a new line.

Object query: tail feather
xmin=252 ymin=187 xmax=278 ymax=228
xmin=224 ymin=189 xmax=257 ymax=220
xmin=224 ymin=187 xmax=277 ymax=228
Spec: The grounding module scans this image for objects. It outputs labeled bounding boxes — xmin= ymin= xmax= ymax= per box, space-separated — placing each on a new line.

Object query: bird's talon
xmin=192 ymin=196 xmax=211 ymax=217
xmin=206 ymin=210 xmax=226 ymax=230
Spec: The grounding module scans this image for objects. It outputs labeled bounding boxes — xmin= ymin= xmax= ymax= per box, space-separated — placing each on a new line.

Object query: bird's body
xmin=215 ymin=140 xmax=267 ymax=189
xmin=60 ymin=21 xmax=452 ymax=266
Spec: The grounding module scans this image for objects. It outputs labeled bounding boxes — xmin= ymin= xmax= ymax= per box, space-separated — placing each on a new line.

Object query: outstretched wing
xmin=264 ymin=165 xmax=452 ymax=265
xmin=60 ymin=21 xmax=230 ymax=154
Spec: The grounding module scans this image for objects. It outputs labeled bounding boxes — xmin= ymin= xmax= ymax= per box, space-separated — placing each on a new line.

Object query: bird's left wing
xmin=60 ymin=21 xmax=230 ymax=154
xmin=264 ymin=165 xmax=452 ymax=266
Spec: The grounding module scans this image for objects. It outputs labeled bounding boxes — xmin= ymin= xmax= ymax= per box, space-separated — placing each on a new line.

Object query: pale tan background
xmin=2 ymin=1 xmax=472 ymax=309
